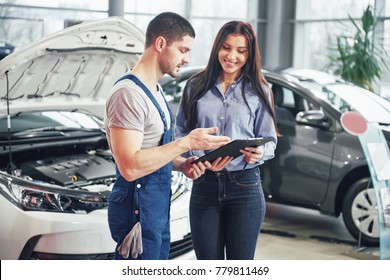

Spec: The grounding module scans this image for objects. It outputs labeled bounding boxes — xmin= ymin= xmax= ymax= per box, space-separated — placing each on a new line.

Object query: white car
xmin=0 ymin=17 xmax=193 ymax=260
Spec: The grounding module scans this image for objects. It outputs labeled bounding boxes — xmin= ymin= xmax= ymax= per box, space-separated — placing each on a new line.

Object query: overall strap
xmin=115 ymin=74 xmax=173 ymax=131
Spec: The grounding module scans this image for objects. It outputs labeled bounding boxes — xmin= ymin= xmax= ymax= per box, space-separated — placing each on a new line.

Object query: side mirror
xmin=296 ymin=110 xmax=331 ymax=129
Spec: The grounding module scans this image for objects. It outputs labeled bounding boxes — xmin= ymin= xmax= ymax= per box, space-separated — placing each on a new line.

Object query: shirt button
xmin=136 ymin=184 xmax=141 ymax=188
xmin=134 ymin=210 xmax=139 ymax=215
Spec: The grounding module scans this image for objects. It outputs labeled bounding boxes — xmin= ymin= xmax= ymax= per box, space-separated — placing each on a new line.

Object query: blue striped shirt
xmin=175 ymin=75 xmax=277 ymax=171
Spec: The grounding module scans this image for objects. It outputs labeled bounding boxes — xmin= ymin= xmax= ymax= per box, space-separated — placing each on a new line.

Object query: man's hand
xmin=182 ymin=127 xmax=230 ymax=151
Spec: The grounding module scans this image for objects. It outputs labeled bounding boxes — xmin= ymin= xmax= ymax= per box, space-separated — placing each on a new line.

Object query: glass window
xmin=190 ymin=18 xmax=229 ymax=66
xmin=14 ymin=0 xmax=108 ymax=10
xmin=296 ymin=0 xmax=375 ymax=20
xmin=283 ymin=89 xmax=295 ymax=107
xmin=0 ymin=3 xmax=107 ymax=47
xmin=123 ymin=14 xmax=153 ymax=34
xmin=124 ymin=0 xmax=185 ymax=15
xmin=294 ymin=0 xmax=389 ymax=96
xmin=382 ymin=21 xmax=390 ymax=84
xmin=191 ymin=0 xmax=247 ymax=18
xmin=294 ymin=21 xmax=358 ymax=71
xmin=385 ymin=0 xmax=390 ymax=16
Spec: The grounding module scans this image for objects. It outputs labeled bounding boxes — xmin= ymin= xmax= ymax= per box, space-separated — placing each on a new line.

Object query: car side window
xmin=281 ymin=88 xmax=294 ymax=107
xmin=271 ymin=82 xmax=322 ymax=121
xmin=163 ymin=79 xmax=187 ymax=103
xmin=301 ymin=96 xmax=320 ymax=111
xmin=175 ymin=80 xmax=187 ymax=101
xmin=271 ymin=83 xmax=295 ymax=121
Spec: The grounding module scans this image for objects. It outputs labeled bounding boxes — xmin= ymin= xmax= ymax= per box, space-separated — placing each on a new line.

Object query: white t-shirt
xmin=104 ymin=76 xmax=171 ymax=150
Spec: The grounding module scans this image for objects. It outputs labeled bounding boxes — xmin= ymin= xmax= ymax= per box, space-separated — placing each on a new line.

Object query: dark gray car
xmin=160 ymin=66 xmax=390 ymax=246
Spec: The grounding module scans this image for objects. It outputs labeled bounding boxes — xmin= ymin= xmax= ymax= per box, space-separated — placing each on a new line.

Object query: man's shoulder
xmin=110 ymin=79 xmax=146 ymax=98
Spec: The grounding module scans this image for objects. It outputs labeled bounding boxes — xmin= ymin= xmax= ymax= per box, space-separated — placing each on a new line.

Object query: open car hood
xmin=0 ymin=17 xmax=145 ymax=118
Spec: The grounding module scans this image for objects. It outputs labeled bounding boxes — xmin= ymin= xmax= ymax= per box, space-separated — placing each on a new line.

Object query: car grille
xmin=169 ymin=233 xmax=193 ymax=259
xmin=29 ymin=252 xmax=115 ymax=260
xmin=22 ymin=234 xmax=193 ymax=260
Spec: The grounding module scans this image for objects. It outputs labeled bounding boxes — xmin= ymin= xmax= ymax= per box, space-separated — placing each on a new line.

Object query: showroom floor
xmin=254 ymin=230 xmax=379 ymax=260
xmin=186 ymin=202 xmax=380 ymax=260
xmin=255 ymin=202 xmax=380 ymax=260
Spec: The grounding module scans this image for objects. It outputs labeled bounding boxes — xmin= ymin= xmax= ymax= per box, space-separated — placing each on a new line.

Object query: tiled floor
xmin=254 ymin=203 xmax=380 ymax=260
xmin=184 ymin=202 xmax=380 ymax=260
xmin=254 ymin=232 xmax=376 ymax=260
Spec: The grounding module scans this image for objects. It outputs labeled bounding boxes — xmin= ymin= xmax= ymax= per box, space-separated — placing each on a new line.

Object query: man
xmin=104 ymin=12 xmax=230 ymax=260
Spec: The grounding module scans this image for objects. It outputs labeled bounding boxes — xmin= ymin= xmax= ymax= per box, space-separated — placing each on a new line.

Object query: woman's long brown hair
xmin=181 ymin=20 xmax=278 ymax=134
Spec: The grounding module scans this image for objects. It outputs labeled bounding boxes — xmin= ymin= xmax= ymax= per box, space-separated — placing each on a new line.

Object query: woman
xmin=175 ymin=21 xmax=278 ymax=260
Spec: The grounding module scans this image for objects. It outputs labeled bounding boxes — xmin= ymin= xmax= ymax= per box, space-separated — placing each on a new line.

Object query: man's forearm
xmin=117 ymin=139 xmax=190 ymax=181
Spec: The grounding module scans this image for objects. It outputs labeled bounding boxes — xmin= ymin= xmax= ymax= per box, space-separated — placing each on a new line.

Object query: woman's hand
xmin=207 ymin=156 xmax=233 ymax=172
xmin=181 ymin=155 xmax=233 ymax=179
xmin=240 ymin=146 xmax=264 ymax=164
xmin=180 ymin=156 xmax=207 ymax=180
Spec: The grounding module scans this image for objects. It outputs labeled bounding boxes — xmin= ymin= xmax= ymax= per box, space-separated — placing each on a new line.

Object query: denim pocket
xmin=108 ymin=185 xmax=132 ymax=243
xmin=194 ymin=173 xmax=206 ymax=183
xmin=231 ymin=170 xmax=260 ymax=187
xmin=109 ymin=186 xmax=129 ymax=203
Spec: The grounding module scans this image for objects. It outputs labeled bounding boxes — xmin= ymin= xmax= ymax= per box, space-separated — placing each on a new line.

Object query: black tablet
xmin=192 ymin=137 xmax=274 ymax=163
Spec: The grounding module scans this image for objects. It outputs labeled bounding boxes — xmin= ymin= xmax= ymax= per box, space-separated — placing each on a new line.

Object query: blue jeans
xmin=190 ymin=167 xmax=266 ymax=260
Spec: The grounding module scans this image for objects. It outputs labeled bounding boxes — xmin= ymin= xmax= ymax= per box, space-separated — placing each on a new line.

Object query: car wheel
xmin=342 ymin=178 xmax=379 ymax=246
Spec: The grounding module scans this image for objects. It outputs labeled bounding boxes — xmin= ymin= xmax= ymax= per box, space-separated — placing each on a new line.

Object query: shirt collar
xmin=215 ymin=74 xmax=245 ymax=87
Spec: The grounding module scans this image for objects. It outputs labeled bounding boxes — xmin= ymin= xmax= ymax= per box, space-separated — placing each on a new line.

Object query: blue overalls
xmin=107 ymin=74 xmax=173 ymax=260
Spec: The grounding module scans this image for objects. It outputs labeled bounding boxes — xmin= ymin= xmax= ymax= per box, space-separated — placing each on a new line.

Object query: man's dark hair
xmin=145 ymin=12 xmax=195 ymax=47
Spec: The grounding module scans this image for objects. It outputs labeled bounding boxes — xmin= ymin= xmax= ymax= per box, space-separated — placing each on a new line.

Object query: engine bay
xmin=20 ymin=153 xmax=116 ymax=187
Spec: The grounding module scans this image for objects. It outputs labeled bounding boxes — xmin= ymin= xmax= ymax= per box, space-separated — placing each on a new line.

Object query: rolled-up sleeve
xmin=174 ymin=85 xmax=195 ymax=158
xmin=254 ymin=85 xmax=277 ymax=164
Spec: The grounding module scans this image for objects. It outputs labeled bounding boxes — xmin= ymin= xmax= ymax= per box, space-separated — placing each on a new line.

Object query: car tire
xmin=342 ymin=178 xmax=379 ymax=246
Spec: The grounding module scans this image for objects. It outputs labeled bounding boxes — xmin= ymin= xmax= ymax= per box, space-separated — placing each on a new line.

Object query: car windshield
xmin=0 ymin=111 xmax=103 ymax=134
xmin=299 ymin=80 xmax=390 ymax=124
xmin=325 ymin=84 xmax=390 ymax=123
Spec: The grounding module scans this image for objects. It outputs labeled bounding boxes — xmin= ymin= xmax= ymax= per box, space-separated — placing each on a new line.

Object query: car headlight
xmin=0 ymin=171 xmax=109 ymax=214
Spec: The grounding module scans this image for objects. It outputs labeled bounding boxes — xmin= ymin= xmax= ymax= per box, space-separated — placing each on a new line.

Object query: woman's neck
xmin=220 ymin=73 xmax=240 ymax=93
xmin=219 ymin=72 xmax=240 ymax=85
